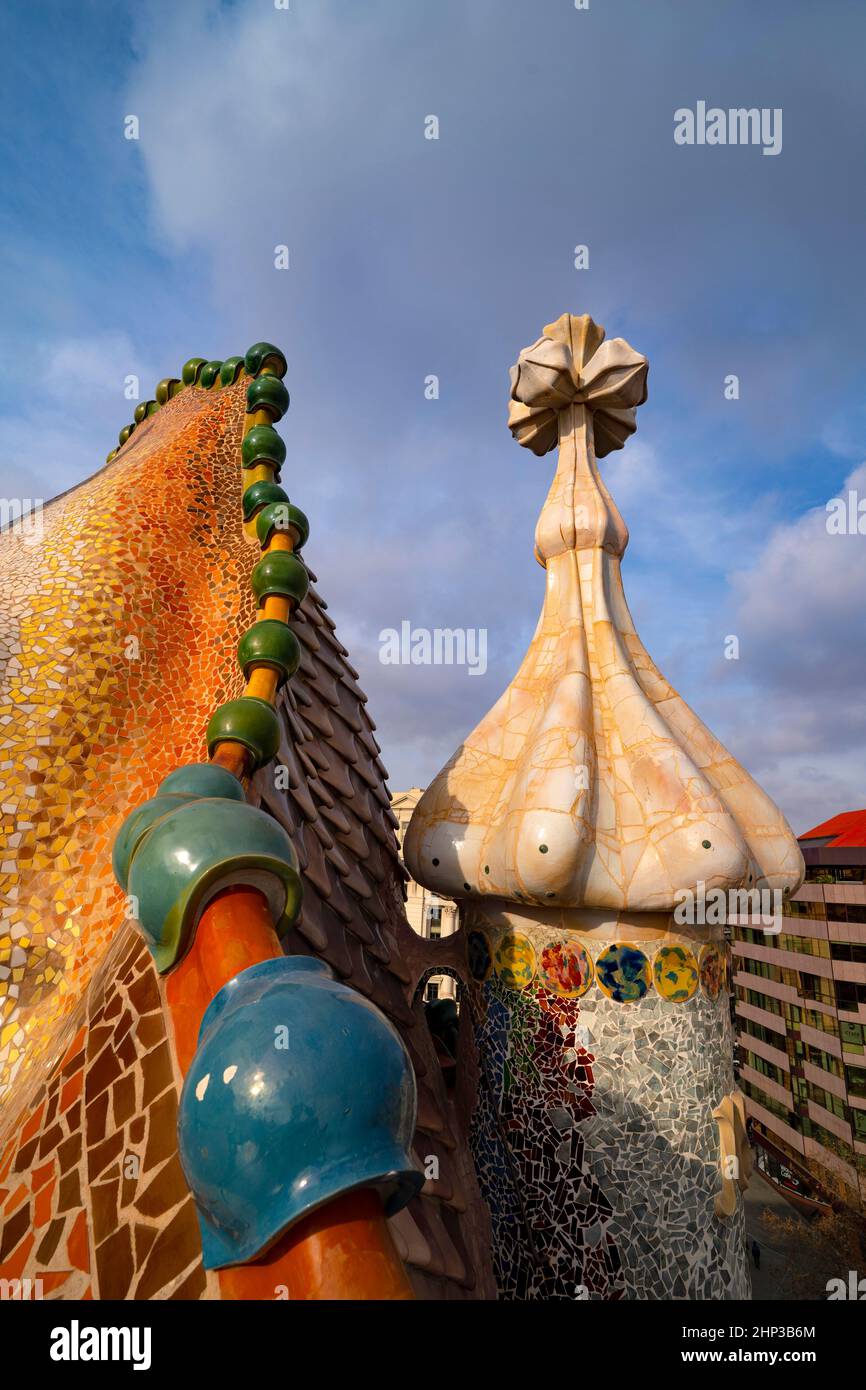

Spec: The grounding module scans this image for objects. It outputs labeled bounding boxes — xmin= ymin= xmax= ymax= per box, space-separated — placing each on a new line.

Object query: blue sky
xmin=1 ymin=0 xmax=865 ymax=831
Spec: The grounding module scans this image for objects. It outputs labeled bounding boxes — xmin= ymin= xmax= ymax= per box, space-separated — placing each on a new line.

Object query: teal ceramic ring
xmin=178 ymin=955 xmax=421 ymax=1268
xmin=126 ymin=798 xmax=303 ymax=972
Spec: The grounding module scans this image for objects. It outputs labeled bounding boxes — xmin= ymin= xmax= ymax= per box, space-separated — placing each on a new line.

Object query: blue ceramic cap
xmin=178 ymin=954 xmax=422 ymax=1269
xmin=198 ymin=955 xmax=333 ymax=1042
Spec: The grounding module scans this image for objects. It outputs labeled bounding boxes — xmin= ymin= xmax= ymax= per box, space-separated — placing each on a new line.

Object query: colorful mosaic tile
xmin=0 ymin=380 xmax=253 ymax=1108
xmin=468 ymin=969 xmax=623 ymax=1300
xmin=459 ymin=919 xmax=749 ymax=1300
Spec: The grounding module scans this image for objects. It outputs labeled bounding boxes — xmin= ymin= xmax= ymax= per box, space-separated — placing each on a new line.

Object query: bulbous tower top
xmin=404 ymin=312 xmax=803 ymax=913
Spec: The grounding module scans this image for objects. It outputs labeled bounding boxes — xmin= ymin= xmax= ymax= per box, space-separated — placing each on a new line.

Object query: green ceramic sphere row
xmin=199 ymin=360 xmax=223 ymax=389
xmin=246 ymin=375 xmax=290 ymax=421
xmin=205 ymin=696 xmax=281 ymax=768
xmin=202 ymin=342 xmax=293 ymax=771
xmin=244 ymin=342 xmax=287 ymax=379
xmin=251 ymin=551 xmax=309 ymax=606
xmin=237 ymin=619 xmax=301 ymax=686
xmin=182 ymin=357 xmax=207 ymax=386
xmin=134 ymin=399 xmax=159 ymax=424
xmin=220 ymin=356 xmax=245 ymax=387
xmin=111 ymin=342 xmax=288 ymax=462
xmin=242 ymin=424 xmax=286 ymax=472
xmin=242 ymin=479 xmax=288 ymax=522
xmin=255 ymin=501 xmax=309 ymax=551
xmin=156 ymin=377 xmax=182 ymax=406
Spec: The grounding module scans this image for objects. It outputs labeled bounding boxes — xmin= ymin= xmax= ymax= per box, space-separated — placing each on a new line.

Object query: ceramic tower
xmin=404 ymin=312 xmax=804 ymax=1299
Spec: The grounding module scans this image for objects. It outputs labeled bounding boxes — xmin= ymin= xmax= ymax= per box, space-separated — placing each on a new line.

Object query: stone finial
xmin=404 ymin=312 xmax=804 ymax=912
xmin=507 ymin=311 xmax=648 ymax=459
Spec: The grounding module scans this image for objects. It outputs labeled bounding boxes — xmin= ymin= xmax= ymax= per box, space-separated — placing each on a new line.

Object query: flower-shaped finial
xmin=508 ymin=312 xmax=648 ymax=458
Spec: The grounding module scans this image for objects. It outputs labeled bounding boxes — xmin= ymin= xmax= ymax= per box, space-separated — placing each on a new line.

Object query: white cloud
xmin=103 ymin=0 xmax=866 ymax=819
xmin=0 ymin=332 xmax=157 ymax=500
xmin=703 ymin=461 xmax=866 ymax=830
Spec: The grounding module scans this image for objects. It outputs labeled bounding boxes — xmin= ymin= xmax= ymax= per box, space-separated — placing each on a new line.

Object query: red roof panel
xmin=799 ymin=809 xmax=866 ymax=848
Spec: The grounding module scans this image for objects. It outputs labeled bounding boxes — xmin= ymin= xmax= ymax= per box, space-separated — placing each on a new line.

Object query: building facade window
xmin=426 ymin=906 xmax=443 ymax=940
xmin=801 ymin=1007 xmax=838 ymax=1037
xmin=743 ymin=1081 xmax=790 ymax=1122
xmin=846 ymin=1065 xmax=866 ymax=1099
xmin=836 ymin=980 xmax=866 ymax=1009
xmin=747 ymin=1052 xmax=787 ymax=1087
xmin=831 ymin=940 xmax=866 ymax=963
xmin=783 ymin=900 xmax=827 ymax=920
xmin=798 ymin=972 xmax=836 ymax=1007
xmin=807 ymin=1083 xmax=846 ymax=1119
xmin=807 ymin=1044 xmax=843 ymax=1079
xmin=738 ymin=986 xmax=782 ymax=1016
xmin=740 ymin=1018 xmax=784 ymax=1050
xmin=801 ymin=1116 xmax=852 ymax=1156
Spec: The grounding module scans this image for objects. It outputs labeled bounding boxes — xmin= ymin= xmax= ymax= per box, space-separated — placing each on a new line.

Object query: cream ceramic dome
xmin=404 ymin=312 xmax=803 ymax=912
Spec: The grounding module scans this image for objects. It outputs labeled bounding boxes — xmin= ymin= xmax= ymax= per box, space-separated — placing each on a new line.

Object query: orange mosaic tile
xmin=3 ymin=1181 xmax=28 ymax=1215
xmin=60 ymin=1069 xmax=83 ymax=1114
xmin=0 ymin=378 xmax=253 ymax=1107
xmin=34 ymin=1176 xmax=55 ymax=1228
xmin=66 ymin=1209 xmax=88 ymax=1272
xmin=0 ymin=375 xmax=255 ymax=1300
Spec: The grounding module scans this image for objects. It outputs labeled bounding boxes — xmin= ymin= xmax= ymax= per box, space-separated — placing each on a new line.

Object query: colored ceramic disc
xmin=538 ymin=939 xmax=594 ymax=998
xmin=595 ymin=943 xmax=651 ymax=1003
xmin=699 ymin=943 xmax=724 ymax=999
xmin=467 ymin=929 xmax=493 ymax=982
xmin=653 ymin=944 xmax=699 ymax=1002
xmin=493 ymin=933 xmax=537 ymax=991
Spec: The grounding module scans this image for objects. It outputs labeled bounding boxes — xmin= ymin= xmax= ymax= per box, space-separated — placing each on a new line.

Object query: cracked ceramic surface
xmin=405 ymin=312 xmax=804 ymax=913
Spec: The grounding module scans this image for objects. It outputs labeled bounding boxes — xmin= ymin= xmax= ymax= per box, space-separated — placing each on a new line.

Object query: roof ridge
xmin=104 ymin=341 xmax=288 ymax=465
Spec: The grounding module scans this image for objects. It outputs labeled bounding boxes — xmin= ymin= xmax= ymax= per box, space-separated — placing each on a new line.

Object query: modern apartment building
xmin=391 ymin=787 xmax=458 ymax=1000
xmin=734 ymin=810 xmax=866 ymax=1206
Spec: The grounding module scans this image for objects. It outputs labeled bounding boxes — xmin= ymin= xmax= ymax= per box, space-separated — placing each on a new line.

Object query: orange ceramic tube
xmin=209 ymin=741 xmax=251 ymax=780
xmin=244 ymin=667 xmax=280 ymax=703
xmin=219 ymin=1188 xmax=414 ymax=1301
xmin=167 ymin=388 xmax=412 ymax=1299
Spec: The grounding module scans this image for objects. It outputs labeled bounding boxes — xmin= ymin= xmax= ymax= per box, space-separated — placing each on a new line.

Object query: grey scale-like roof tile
xmin=248 ymin=571 xmax=496 ymax=1298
